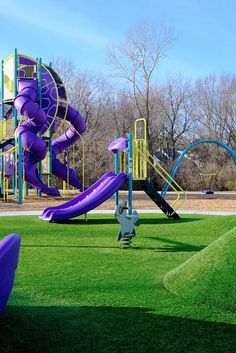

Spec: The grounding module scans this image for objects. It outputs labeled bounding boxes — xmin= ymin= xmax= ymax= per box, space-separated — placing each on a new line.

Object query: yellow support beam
xmin=133 ymin=118 xmax=147 ymax=180
xmin=132 ymin=118 xmax=187 ymax=213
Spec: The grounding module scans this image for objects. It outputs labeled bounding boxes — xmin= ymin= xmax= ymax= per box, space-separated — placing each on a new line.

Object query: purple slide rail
xmin=14 ymin=79 xmax=86 ymax=196
xmin=40 ymin=172 xmax=127 ymax=222
xmin=0 ymin=234 xmax=21 ymax=316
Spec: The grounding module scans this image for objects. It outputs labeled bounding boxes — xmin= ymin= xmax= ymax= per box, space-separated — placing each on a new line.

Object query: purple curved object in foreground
xmin=40 ymin=172 xmax=127 ymax=222
xmin=0 ymin=234 xmax=21 ymax=316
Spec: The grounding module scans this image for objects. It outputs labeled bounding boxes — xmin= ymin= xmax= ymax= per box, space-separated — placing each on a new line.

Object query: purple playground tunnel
xmin=14 ymin=79 xmax=86 ymax=196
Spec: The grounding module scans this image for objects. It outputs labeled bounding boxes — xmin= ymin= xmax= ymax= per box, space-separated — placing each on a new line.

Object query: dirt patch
xmin=0 ymin=191 xmax=235 ymax=213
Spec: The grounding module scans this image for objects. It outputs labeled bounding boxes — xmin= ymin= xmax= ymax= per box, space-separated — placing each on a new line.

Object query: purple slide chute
xmin=52 ymin=105 xmax=86 ymax=189
xmin=14 ymin=79 xmax=60 ymax=196
xmin=14 ymin=79 xmax=86 ymax=195
xmin=40 ymin=172 xmax=127 ymax=222
xmin=0 ymin=234 xmax=21 ymax=316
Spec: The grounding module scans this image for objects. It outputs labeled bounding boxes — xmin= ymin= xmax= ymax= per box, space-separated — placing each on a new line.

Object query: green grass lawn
xmin=0 ymin=214 xmax=236 ymax=353
xmin=163 ymin=227 xmax=236 ymax=310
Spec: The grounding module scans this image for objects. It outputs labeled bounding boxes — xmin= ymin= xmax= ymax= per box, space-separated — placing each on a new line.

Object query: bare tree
xmin=194 ymin=73 xmax=236 ymax=145
xmin=51 ymin=58 xmax=113 ymax=183
xmin=52 ymin=58 xmax=109 ymax=130
xmin=107 ymin=22 xmax=174 ymax=153
xmin=156 ymin=76 xmax=194 ymax=160
xmin=106 ymin=89 xmax=136 ymax=136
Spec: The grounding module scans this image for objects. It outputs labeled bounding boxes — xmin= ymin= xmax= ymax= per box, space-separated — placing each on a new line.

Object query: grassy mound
xmin=163 ymin=227 xmax=236 ymax=310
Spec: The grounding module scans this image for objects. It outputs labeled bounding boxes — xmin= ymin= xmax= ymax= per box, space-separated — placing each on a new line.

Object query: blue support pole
xmin=18 ymin=134 xmax=23 ymax=204
xmin=13 ymin=49 xmax=22 ymax=204
xmin=114 ymin=135 xmax=119 ymax=207
xmin=49 ymin=128 xmax=53 ymax=187
xmin=12 ymin=49 xmax=20 ymax=198
xmin=13 ymin=48 xmax=18 ymax=130
xmin=127 ymin=132 xmax=133 ymax=215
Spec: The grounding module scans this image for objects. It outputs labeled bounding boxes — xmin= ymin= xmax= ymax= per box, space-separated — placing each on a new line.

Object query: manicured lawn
xmin=0 ymin=214 xmax=235 ymax=353
xmin=163 ymin=227 xmax=236 ymax=310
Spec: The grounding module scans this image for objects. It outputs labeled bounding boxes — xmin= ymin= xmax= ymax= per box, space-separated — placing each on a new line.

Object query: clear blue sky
xmin=0 ymin=0 xmax=236 ymax=81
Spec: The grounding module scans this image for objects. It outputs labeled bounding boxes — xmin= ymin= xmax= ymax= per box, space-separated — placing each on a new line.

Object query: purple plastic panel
xmin=108 ymin=137 xmax=127 ymax=153
xmin=0 ymin=234 xmax=21 ymax=316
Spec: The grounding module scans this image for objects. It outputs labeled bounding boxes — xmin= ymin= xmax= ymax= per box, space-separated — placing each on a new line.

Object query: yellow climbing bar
xmin=133 ymin=118 xmax=147 ymax=180
xmin=132 ymin=118 xmax=187 ymax=213
xmin=146 ymin=152 xmax=187 ymax=210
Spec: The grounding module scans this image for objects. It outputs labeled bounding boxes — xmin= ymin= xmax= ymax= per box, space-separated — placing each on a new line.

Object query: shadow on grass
xmin=55 ymin=217 xmax=202 ymax=226
xmin=140 ymin=217 xmax=202 ymax=225
xmin=21 ymin=234 xmax=205 ymax=253
xmin=21 ymin=244 xmax=161 ymax=252
xmin=22 ymin=244 xmax=119 ymax=250
xmin=0 ymin=305 xmax=235 ymax=353
xmin=55 ymin=218 xmax=117 ymax=225
xmin=146 ymin=236 xmax=206 ymax=252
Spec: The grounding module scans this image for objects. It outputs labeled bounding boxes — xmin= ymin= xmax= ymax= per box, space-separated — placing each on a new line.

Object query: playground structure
xmin=161 ymin=140 xmax=236 ymax=198
xmin=41 ymin=118 xmax=186 ymax=222
xmin=0 ymin=50 xmax=187 ymax=223
xmin=40 ymin=117 xmax=236 ymax=223
xmin=2 ymin=50 xmax=235 ymax=224
xmin=0 ymin=50 xmax=86 ymax=204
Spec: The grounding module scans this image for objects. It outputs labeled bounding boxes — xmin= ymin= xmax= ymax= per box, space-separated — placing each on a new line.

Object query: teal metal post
xmin=18 ymin=134 xmax=23 ymax=204
xmin=114 ymin=136 xmax=119 ymax=207
xmin=13 ymin=49 xmax=18 ymax=130
xmin=13 ymin=49 xmax=20 ymax=200
xmin=127 ymin=132 xmax=133 ymax=215
xmin=49 ymin=128 xmax=53 ymax=187
xmin=14 ymin=49 xmax=22 ymax=204
xmin=1 ymin=60 xmax=5 ymax=195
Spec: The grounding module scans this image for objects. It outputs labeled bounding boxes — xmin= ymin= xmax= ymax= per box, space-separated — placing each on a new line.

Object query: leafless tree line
xmin=52 ymin=22 xmax=236 ymax=191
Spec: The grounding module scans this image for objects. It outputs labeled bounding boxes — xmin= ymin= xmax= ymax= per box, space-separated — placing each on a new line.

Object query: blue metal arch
xmin=161 ymin=139 xmax=236 ymax=198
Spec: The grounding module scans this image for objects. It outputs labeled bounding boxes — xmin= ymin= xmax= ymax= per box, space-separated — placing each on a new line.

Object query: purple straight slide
xmin=0 ymin=234 xmax=21 ymax=316
xmin=40 ymin=172 xmax=127 ymax=222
